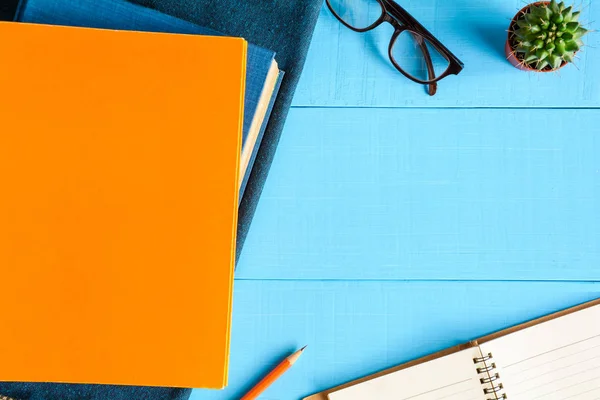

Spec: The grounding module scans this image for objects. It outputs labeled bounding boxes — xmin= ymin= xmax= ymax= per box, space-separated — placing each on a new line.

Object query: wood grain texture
xmin=237 ymin=108 xmax=600 ymax=281
xmin=292 ymin=0 xmax=599 ymax=107
xmin=190 ymin=280 xmax=600 ymax=400
xmin=221 ymin=3 xmax=600 ymax=398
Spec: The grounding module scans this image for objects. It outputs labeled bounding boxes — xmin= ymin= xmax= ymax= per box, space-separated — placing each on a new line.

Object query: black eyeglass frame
xmin=326 ymin=0 xmax=464 ymax=87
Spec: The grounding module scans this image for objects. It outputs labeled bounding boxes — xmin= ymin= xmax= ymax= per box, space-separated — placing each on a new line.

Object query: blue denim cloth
xmin=0 ymin=383 xmax=191 ymax=400
xmin=0 ymin=0 xmax=18 ymax=19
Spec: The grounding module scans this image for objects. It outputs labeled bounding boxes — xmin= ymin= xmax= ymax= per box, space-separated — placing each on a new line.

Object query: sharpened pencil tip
xmin=287 ymin=346 xmax=307 ymax=364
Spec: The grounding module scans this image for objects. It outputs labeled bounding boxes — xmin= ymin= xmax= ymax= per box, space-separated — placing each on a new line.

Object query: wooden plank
xmin=191 ymin=280 xmax=600 ymax=399
xmin=237 ymin=108 xmax=600 ymax=281
xmin=292 ymin=0 xmax=600 ymax=107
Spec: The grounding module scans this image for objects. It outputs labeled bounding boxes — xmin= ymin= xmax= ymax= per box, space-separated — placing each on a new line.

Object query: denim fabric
xmin=0 ymin=0 xmax=18 ymax=19
xmin=0 ymin=383 xmax=191 ymax=400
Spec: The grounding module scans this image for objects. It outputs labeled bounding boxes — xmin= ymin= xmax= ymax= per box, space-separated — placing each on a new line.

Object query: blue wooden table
xmin=194 ymin=1 xmax=600 ymax=398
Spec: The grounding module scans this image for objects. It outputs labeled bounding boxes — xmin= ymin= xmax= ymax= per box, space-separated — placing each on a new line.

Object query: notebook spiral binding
xmin=473 ymin=353 xmax=508 ymax=399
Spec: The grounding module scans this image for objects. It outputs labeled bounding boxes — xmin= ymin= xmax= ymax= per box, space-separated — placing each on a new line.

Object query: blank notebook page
xmin=328 ymin=347 xmax=486 ymax=400
xmin=0 ymin=22 xmax=245 ymax=389
xmin=480 ymin=304 xmax=600 ymax=400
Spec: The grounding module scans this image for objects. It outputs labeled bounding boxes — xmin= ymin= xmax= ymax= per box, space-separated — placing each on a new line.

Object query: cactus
xmin=511 ymin=0 xmax=588 ymax=70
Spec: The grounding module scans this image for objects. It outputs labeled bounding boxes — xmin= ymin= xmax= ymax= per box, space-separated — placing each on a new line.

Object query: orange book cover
xmin=0 ymin=22 xmax=246 ymax=389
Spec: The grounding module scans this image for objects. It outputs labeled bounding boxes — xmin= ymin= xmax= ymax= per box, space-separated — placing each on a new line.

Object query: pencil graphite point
xmin=287 ymin=346 xmax=307 ymax=365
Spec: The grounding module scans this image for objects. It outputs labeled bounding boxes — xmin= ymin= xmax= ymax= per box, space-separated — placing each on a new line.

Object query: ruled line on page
xmin=508 ymin=354 xmax=600 ymax=386
xmin=401 ymin=378 xmax=471 ymax=400
xmin=503 ymin=334 xmax=600 ymax=369
xmin=513 ymin=369 xmax=600 ymax=398
xmin=561 ymin=385 xmax=600 ymax=400
xmin=528 ymin=376 xmax=600 ymax=400
xmin=505 ymin=342 xmax=600 ymax=376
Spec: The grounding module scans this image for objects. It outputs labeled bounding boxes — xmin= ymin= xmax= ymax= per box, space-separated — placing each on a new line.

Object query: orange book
xmin=0 ymin=22 xmax=246 ymax=389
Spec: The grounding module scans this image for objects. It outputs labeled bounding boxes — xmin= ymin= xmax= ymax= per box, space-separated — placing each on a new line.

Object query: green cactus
xmin=511 ymin=0 xmax=588 ymax=70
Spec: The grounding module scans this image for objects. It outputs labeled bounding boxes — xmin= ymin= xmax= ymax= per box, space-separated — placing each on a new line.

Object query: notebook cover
xmin=13 ymin=0 xmax=277 ymax=200
xmin=0 ymin=21 xmax=245 ymax=389
xmin=303 ymin=342 xmax=479 ymax=400
xmin=127 ymin=0 xmax=323 ymax=260
xmin=304 ymin=298 xmax=600 ymax=399
xmin=477 ymin=297 xmax=600 ymax=344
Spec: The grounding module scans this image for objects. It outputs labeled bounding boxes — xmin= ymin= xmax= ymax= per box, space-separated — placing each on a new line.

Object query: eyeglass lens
xmin=327 ymin=0 xmax=384 ymax=30
xmin=391 ymin=31 xmax=450 ymax=83
xmin=329 ymin=0 xmax=451 ymax=83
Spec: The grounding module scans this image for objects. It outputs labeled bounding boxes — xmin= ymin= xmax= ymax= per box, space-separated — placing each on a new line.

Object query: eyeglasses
xmin=326 ymin=0 xmax=464 ymax=96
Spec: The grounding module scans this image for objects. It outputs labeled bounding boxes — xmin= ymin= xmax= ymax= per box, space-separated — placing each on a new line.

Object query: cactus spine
xmin=512 ymin=0 xmax=588 ymax=70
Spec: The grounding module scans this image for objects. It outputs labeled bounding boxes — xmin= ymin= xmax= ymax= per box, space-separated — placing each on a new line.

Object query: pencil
xmin=240 ymin=346 xmax=307 ymax=400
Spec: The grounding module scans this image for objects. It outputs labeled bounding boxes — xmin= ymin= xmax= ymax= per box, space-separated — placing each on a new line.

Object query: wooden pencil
xmin=241 ymin=346 xmax=306 ymax=400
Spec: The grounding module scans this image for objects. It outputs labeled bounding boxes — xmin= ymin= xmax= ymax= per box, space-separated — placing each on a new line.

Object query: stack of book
xmin=0 ymin=0 xmax=326 ymax=399
xmin=14 ymin=0 xmax=283 ymax=200
xmin=0 ymin=0 xmax=283 ymax=397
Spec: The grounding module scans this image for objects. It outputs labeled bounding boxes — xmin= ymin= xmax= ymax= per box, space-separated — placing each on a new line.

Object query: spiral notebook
xmin=305 ymin=298 xmax=600 ymax=400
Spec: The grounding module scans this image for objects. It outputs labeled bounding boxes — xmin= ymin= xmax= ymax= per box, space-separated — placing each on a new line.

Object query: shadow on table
xmin=471 ymin=21 xmax=510 ymax=61
xmin=453 ymin=0 xmax=514 ymax=62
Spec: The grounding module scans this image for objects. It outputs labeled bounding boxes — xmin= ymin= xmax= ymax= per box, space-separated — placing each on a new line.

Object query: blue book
xmin=15 ymin=0 xmax=284 ymax=200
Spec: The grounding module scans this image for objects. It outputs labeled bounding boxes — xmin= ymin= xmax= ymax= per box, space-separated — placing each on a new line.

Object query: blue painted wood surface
xmin=194 ymin=2 xmax=598 ymax=398
xmin=238 ymin=108 xmax=600 ymax=281
xmin=192 ymin=281 xmax=600 ymax=399
xmin=294 ymin=1 xmax=600 ymax=107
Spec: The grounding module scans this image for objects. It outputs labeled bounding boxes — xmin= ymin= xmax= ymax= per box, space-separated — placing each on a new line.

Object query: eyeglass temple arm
xmin=414 ymin=34 xmax=437 ymax=96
